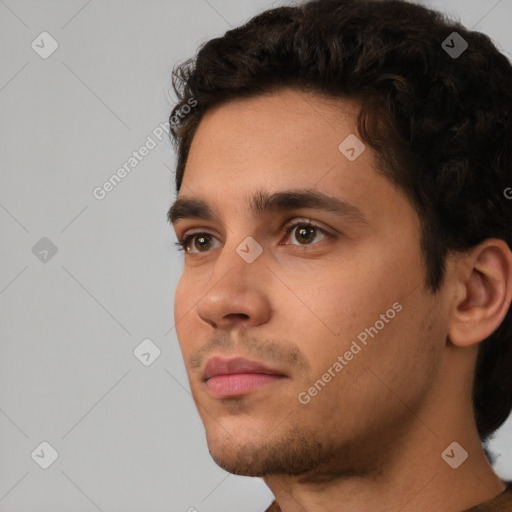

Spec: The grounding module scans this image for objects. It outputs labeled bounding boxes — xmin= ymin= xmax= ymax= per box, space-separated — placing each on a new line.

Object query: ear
xmin=448 ymin=239 xmax=512 ymax=347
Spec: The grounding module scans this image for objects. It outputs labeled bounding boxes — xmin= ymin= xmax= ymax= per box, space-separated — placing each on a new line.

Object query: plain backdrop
xmin=1 ymin=0 xmax=511 ymax=510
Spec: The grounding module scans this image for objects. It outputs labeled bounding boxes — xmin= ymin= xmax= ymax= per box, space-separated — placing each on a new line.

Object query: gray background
xmin=0 ymin=0 xmax=511 ymax=510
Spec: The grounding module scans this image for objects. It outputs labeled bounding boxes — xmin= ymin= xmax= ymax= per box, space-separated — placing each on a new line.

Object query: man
xmin=167 ymin=0 xmax=512 ymax=510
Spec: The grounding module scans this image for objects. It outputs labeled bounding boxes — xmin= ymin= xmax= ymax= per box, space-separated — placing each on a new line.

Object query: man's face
xmin=171 ymin=89 xmax=449 ymax=477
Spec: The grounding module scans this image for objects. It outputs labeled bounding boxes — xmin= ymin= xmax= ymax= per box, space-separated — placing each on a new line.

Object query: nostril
xmin=225 ymin=313 xmax=250 ymax=320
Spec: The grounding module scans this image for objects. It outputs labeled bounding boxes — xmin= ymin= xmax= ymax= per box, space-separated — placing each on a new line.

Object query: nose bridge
xmin=210 ymin=208 xmax=265 ymax=272
xmin=212 ymin=232 xmax=266 ymax=290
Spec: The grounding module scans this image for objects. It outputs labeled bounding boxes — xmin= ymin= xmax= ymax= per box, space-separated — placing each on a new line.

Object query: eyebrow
xmin=168 ymin=189 xmax=368 ymax=227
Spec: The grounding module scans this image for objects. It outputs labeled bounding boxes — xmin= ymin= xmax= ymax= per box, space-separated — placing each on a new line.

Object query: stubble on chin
xmin=206 ymin=424 xmax=339 ymax=477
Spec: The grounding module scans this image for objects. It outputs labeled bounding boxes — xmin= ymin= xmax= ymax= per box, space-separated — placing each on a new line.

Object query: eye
xmin=282 ymin=219 xmax=330 ymax=246
xmin=175 ymin=232 xmax=221 ymax=254
xmin=174 ymin=219 xmax=332 ymax=254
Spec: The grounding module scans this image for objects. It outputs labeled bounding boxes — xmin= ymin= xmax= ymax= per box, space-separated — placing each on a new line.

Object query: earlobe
xmin=448 ymin=239 xmax=512 ymax=348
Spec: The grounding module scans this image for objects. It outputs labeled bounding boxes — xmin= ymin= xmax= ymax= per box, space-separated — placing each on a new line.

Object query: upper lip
xmin=203 ymin=356 xmax=285 ymax=381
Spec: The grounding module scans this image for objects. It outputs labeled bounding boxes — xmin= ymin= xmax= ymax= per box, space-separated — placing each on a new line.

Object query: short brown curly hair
xmin=168 ymin=0 xmax=512 ymax=442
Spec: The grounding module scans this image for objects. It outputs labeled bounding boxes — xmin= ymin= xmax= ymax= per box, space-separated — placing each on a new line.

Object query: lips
xmin=203 ymin=356 xmax=284 ymax=381
xmin=202 ymin=356 xmax=287 ymax=398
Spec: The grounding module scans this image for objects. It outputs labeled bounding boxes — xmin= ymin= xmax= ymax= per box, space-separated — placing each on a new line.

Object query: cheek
xmin=284 ymin=263 xmax=395 ymax=353
xmin=173 ymin=276 xmax=186 ymax=320
xmin=287 ymin=254 xmax=424 ymax=383
xmin=320 ymin=238 xmax=423 ymax=334
xmin=174 ymin=276 xmax=196 ymax=355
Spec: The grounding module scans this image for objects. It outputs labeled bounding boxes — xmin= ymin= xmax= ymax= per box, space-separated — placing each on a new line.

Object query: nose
xmin=196 ymin=241 xmax=272 ymax=330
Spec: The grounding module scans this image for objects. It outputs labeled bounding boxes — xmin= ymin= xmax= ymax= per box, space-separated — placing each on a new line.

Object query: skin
xmin=170 ymin=88 xmax=512 ymax=512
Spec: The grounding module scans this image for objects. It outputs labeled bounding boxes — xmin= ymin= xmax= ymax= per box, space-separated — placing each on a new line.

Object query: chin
xmin=204 ymin=422 xmax=334 ymax=477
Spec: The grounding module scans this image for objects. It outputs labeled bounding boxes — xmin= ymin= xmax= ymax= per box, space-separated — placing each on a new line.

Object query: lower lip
xmin=205 ymin=373 xmax=285 ymax=398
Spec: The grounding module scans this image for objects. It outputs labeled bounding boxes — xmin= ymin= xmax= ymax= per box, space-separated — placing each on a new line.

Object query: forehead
xmin=181 ymin=90 xmax=364 ymax=191
xmin=172 ymin=88 xmax=416 ymax=234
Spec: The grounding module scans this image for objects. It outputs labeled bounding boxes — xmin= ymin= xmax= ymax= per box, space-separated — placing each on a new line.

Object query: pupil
xmin=297 ymin=226 xmax=314 ymax=244
xmin=195 ymin=235 xmax=211 ymax=251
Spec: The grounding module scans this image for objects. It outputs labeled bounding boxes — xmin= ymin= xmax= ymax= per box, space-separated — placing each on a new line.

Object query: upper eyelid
xmin=177 ymin=218 xmax=329 ymax=240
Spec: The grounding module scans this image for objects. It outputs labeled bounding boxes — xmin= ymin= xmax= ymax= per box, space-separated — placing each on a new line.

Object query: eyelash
xmin=174 ymin=219 xmax=332 ymax=254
